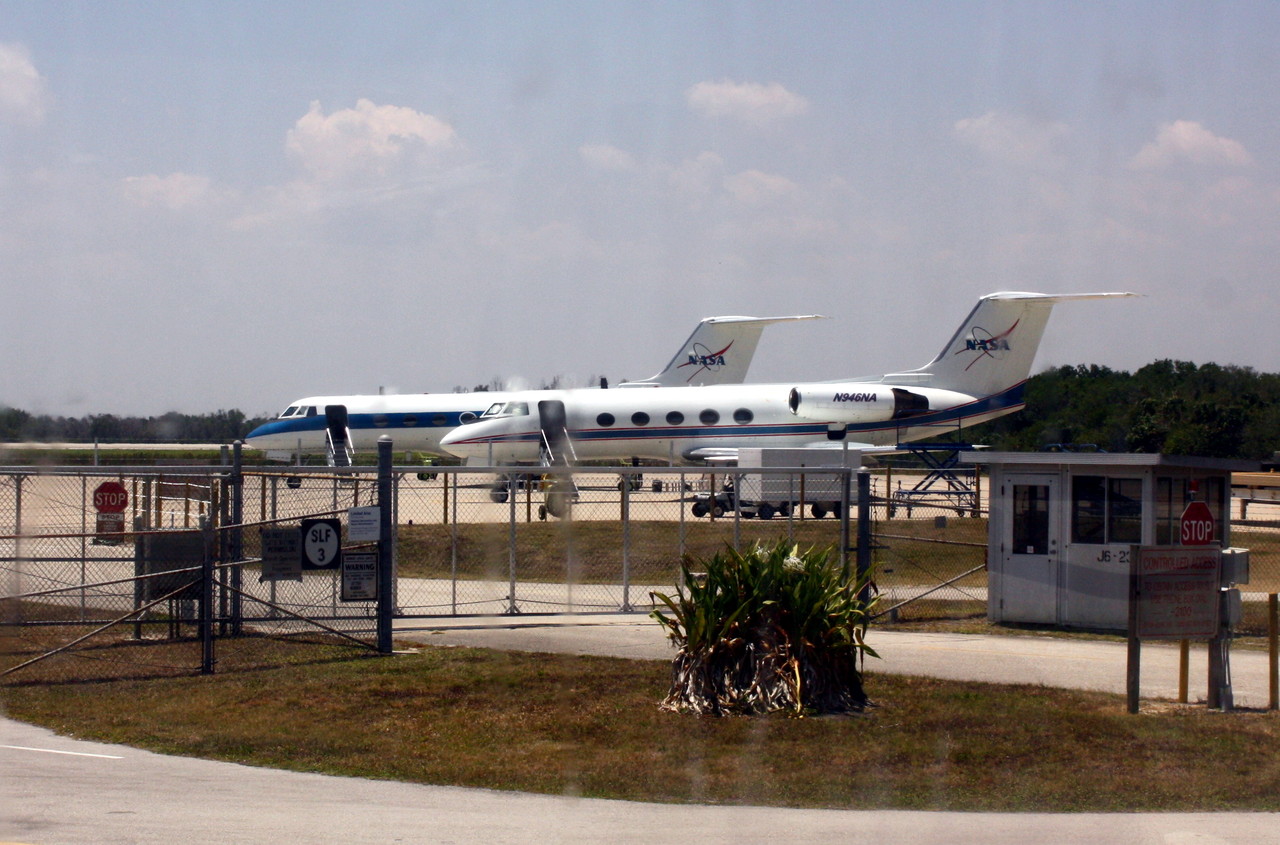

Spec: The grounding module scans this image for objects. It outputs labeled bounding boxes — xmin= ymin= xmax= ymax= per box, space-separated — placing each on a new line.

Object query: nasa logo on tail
xmin=955 ymin=319 xmax=1019 ymax=371
xmin=678 ymin=340 xmax=734 ymax=381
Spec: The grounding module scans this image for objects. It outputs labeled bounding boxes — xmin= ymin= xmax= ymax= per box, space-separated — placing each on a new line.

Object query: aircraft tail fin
xmin=886 ymin=292 xmax=1136 ymax=397
xmin=622 ymin=314 xmax=823 ymax=388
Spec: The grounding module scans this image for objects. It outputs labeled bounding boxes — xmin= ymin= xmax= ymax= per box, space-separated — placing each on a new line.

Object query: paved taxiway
xmin=4 ymin=619 xmax=1279 ymax=843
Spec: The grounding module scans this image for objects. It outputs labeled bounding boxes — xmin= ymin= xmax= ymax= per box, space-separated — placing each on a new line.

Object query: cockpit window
xmin=305 ymin=406 xmax=317 ymax=417
xmin=281 ymin=406 xmax=299 ymax=419
xmin=482 ymin=401 xmax=529 ymax=418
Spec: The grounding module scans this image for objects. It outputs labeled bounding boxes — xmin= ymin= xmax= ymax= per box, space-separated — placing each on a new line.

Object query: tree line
xmin=0 ymin=407 xmax=268 ymax=444
xmin=2 ymin=360 xmax=1277 ymax=460
xmin=966 ymin=360 xmax=1280 ymax=460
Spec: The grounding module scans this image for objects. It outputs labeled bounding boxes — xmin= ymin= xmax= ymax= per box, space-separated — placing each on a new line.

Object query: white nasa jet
xmin=438 ymin=291 xmax=1136 ymax=466
xmin=244 ymin=313 xmax=821 ymax=462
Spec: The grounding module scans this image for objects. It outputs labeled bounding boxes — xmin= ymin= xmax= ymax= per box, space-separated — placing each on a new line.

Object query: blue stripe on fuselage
xmin=248 ymin=410 xmax=487 ymax=441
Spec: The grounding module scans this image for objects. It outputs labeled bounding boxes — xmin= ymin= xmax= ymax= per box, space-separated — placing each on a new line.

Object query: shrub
xmin=650 ymin=540 xmax=878 ymax=716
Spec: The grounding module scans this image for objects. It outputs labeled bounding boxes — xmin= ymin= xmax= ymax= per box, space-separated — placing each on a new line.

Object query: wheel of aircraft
xmin=545 ymin=490 xmax=571 ymax=519
xmin=757 ymin=502 xmax=775 ymax=520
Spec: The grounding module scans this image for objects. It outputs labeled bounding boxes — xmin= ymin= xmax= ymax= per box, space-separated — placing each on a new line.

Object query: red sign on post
xmin=1179 ymin=500 xmax=1215 ymax=546
xmin=93 ymin=481 xmax=129 ymax=513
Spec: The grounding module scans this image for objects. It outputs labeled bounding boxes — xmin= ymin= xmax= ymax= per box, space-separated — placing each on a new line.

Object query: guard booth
xmin=965 ymin=453 xmax=1257 ymax=630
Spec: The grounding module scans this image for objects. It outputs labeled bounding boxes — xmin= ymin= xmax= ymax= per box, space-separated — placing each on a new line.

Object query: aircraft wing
xmin=682 ymin=441 xmax=898 ymax=464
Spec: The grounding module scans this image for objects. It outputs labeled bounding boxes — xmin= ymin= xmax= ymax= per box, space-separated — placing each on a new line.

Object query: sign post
xmin=93 ymin=480 xmax=129 ymax=543
xmin=1127 ymin=545 xmax=1224 ymax=713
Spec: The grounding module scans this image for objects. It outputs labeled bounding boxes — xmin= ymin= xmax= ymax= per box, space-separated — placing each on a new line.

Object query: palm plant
xmin=650 ymin=540 xmax=878 ymax=716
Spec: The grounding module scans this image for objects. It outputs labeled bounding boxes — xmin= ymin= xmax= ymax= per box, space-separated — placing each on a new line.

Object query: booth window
xmin=1155 ymin=476 xmax=1226 ymax=544
xmin=1072 ymin=476 xmax=1142 ymax=544
xmin=1012 ymin=484 xmax=1050 ymax=555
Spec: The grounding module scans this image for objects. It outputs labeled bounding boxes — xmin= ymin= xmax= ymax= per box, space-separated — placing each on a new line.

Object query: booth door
xmin=999 ymin=475 xmax=1060 ymax=624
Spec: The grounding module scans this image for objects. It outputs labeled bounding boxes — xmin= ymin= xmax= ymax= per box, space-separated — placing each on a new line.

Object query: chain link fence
xmin=1 ymin=467 xmax=381 ymax=685
xmin=5 ymin=459 xmax=1278 ymax=685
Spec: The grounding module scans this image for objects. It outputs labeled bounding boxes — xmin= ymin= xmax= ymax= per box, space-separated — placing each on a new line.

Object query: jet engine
xmin=787 ymin=383 xmax=975 ymax=423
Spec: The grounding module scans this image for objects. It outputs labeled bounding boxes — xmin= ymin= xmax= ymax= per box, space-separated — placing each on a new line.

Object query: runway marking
xmin=1 ymin=744 xmax=122 ymax=759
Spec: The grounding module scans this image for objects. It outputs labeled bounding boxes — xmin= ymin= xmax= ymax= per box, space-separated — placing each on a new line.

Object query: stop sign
xmin=1179 ymin=500 xmax=1215 ymax=546
xmin=93 ymin=481 xmax=129 ymax=513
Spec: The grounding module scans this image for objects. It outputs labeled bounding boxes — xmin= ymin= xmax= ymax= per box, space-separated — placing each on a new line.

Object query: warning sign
xmin=341 ymin=552 xmax=378 ymax=602
xmin=94 ymin=512 xmax=126 ymax=544
xmin=260 ymin=527 xmax=302 ymax=583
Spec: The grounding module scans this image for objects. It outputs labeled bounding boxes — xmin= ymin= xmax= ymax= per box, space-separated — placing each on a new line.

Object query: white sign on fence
xmin=342 ymin=552 xmax=378 ymax=602
xmin=347 ymin=506 xmax=381 ymax=543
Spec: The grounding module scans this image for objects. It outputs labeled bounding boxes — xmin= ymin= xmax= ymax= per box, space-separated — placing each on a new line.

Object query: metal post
xmin=856 ymin=468 xmax=872 ymax=604
xmin=621 ymin=471 xmax=632 ymax=611
xmin=200 ymin=516 xmax=214 ymax=674
xmin=1127 ymin=561 xmax=1141 ymax=714
xmin=230 ymin=441 xmax=244 ymax=636
xmin=80 ymin=476 xmax=87 ymax=621
xmin=678 ymin=471 xmax=686 ymax=559
xmin=376 ymin=437 xmax=394 ymax=654
xmin=506 ymin=473 xmax=518 ymax=614
xmin=1178 ymin=640 xmax=1189 ymax=703
xmin=450 ymin=470 xmax=458 ymax=616
xmin=1269 ymin=594 xmax=1278 ymax=711
xmin=732 ymin=471 xmax=741 ymax=553
xmin=132 ymin=515 xmax=144 ymax=639
xmin=840 ymin=468 xmax=852 ymax=581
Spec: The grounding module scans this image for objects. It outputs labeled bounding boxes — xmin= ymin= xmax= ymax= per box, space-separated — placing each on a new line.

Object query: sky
xmin=2 ymin=1 xmax=1278 ymax=418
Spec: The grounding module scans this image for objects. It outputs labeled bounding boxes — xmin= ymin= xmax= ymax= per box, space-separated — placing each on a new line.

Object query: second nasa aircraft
xmin=439 ymin=291 xmax=1135 ymax=466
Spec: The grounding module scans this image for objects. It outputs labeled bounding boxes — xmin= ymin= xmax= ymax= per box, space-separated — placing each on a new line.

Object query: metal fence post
xmin=507 ymin=473 xmax=519 ymax=614
xmin=857 ymin=468 xmax=872 ymax=604
xmin=621 ymin=471 xmax=632 ymax=611
xmin=377 ymin=437 xmax=394 ymax=654
xmin=200 ymin=516 xmax=215 ymax=674
xmin=230 ymin=441 xmax=243 ymax=636
xmin=840 ymin=468 xmax=852 ymax=581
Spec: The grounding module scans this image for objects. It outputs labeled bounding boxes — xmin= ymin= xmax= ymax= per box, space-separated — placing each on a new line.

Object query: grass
xmin=387 ymin=516 xmax=987 ymax=585
xmin=3 ymin=643 xmax=1278 ymax=812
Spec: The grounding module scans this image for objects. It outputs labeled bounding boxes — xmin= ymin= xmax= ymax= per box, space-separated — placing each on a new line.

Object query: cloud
xmin=685 ymin=80 xmax=809 ymax=124
xmin=663 ymin=151 xmax=725 ymax=196
xmin=1129 ymin=120 xmax=1253 ymax=170
xmin=579 ymin=143 xmax=637 ymax=172
xmin=122 ymin=172 xmax=220 ymax=210
xmin=0 ymin=43 xmax=51 ymax=126
xmin=723 ymin=169 xmax=798 ymax=205
xmin=285 ymin=99 xmax=460 ymax=182
xmin=953 ymin=111 xmax=1069 ymax=168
